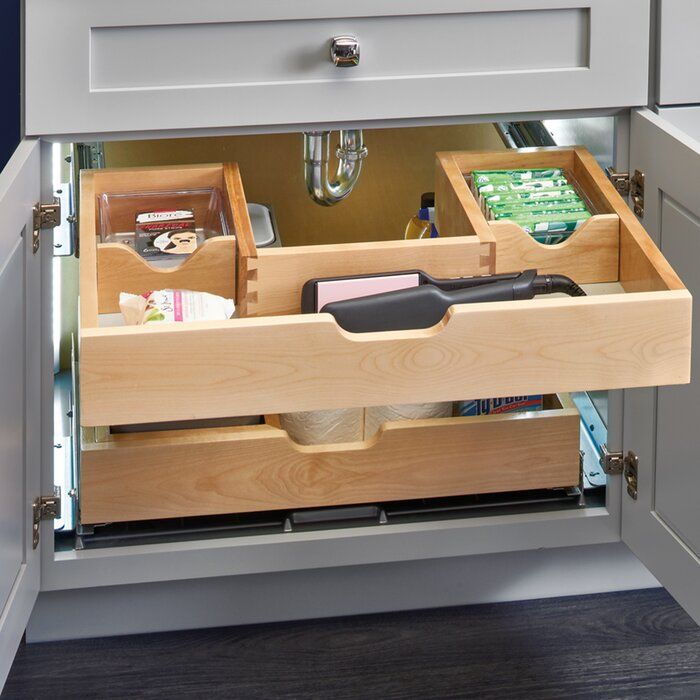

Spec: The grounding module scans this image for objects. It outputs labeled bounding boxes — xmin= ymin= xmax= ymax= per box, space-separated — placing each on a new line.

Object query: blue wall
xmin=0 ymin=0 xmax=21 ymax=170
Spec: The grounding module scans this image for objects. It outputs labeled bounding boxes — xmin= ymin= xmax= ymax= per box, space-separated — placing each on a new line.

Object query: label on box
xmin=134 ymin=209 xmax=199 ymax=259
xmin=458 ymin=396 xmax=543 ymax=416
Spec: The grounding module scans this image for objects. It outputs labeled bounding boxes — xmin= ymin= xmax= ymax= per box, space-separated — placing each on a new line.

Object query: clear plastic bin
xmin=98 ymin=187 xmax=229 ymax=267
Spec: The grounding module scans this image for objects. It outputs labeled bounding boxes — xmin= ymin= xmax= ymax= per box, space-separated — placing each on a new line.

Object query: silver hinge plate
xmin=600 ymin=446 xmax=638 ymax=500
xmin=600 ymin=444 xmax=624 ymax=474
xmin=605 ymin=168 xmax=644 ymax=218
xmin=606 ymin=167 xmax=631 ymax=196
xmin=32 ymin=486 xmax=61 ymax=549
xmin=32 ymin=197 xmax=61 ymax=254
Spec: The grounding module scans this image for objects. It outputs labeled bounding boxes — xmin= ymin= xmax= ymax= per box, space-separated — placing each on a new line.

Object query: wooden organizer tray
xmin=80 ymin=396 xmax=580 ymax=524
xmin=79 ymin=153 xmax=691 ymax=428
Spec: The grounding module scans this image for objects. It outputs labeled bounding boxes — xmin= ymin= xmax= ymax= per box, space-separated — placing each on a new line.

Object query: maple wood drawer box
xmin=79 ymin=152 xmax=690 ymax=431
xmin=79 ymin=396 xmax=581 ymax=525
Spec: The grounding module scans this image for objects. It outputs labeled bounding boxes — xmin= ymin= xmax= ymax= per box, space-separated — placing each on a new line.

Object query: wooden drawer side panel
xmin=80 ymin=411 xmax=580 ymax=524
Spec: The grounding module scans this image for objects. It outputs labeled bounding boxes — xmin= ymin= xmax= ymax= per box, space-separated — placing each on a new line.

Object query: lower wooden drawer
xmin=79 ymin=396 xmax=580 ymax=524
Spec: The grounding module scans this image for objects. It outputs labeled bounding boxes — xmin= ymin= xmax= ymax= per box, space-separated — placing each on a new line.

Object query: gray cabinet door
xmin=25 ymin=0 xmax=650 ymax=138
xmin=0 ymin=140 xmax=42 ymax=688
xmin=656 ymin=0 xmax=700 ymax=105
xmin=623 ymin=109 xmax=700 ymax=625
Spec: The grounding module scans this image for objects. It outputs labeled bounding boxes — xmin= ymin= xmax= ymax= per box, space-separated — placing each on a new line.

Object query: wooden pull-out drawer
xmin=80 ymin=396 xmax=580 ymax=524
xmin=78 ymin=149 xmax=691 ymax=428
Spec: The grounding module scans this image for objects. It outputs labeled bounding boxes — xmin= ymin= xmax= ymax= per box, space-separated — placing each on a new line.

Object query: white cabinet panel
xmin=656 ymin=0 xmax=700 ymax=105
xmin=26 ymin=0 xmax=650 ymax=137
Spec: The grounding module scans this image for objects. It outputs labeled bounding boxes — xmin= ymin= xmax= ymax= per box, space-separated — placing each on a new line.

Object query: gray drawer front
xmin=26 ymin=0 xmax=650 ymax=137
xmin=656 ymin=0 xmax=700 ymax=105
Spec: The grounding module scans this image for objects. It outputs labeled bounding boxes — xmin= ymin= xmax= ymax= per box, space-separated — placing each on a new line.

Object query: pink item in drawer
xmin=315 ymin=273 xmax=420 ymax=312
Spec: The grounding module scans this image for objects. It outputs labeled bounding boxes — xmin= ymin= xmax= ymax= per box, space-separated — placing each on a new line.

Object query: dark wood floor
xmin=4 ymin=588 xmax=700 ymax=699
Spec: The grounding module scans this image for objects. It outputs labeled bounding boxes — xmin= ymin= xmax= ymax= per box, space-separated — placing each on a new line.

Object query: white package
xmin=119 ymin=289 xmax=235 ymax=325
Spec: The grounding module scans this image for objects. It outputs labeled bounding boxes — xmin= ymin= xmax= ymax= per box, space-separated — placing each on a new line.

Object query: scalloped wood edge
xmin=79 ymin=290 xmax=691 ymax=426
xmin=80 ymin=398 xmax=580 ymax=523
xmin=488 ymin=214 xmax=619 ymax=281
xmin=435 ymin=148 xmax=625 ymax=283
xmin=79 ymin=162 xmax=256 ymax=325
xmin=96 ymin=237 xmax=237 ymax=314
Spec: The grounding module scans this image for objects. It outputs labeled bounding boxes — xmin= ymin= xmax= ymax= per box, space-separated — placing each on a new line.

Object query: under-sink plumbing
xmin=303 ymin=129 xmax=368 ymax=206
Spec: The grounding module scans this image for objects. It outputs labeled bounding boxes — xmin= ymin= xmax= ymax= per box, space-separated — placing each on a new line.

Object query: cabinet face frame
xmin=38 ymin=117 xmax=637 ymax=593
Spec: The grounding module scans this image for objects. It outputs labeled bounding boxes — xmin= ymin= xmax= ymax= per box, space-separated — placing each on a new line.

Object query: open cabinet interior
xmin=51 ymin=118 xmax=689 ymax=549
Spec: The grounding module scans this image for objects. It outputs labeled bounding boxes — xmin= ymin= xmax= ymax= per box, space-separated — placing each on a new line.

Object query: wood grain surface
xmin=79 ymin=162 xmax=254 ymax=322
xmin=80 ymin=405 xmax=579 ymax=523
xmin=79 ymin=290 xmax=691 ymax=427
xmin=436 ymin=147 xmax=622 ymax=284
xmin=4 ymin=589 xmax=700 ymax=699
xmin=251 ymin=236 xmax=488 ymax=316
xmin=489 ymin=215 xmax=619 ymax=282
xmin=79 ymin=148 xmax=691 ymax=428
xmin=96 ymin=237 xmax=237 ymax=314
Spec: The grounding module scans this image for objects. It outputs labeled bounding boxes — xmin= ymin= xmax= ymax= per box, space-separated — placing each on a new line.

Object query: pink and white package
xmin=119 ymin=289 xmax=235 ymax=325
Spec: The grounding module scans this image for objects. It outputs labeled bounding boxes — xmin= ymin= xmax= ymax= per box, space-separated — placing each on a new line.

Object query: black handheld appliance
xmin=312 ymin=269 xmax=585 ymax=333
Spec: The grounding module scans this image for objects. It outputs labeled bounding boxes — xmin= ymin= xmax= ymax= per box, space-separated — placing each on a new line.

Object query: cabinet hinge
xmin=600 ymin=445 xmax=639 ymax=500
xmin=33 ymin=486 xmax=61 ymax=549
xmin=605 ymin=168 xmax=645 ymax=218
xmin=32 ymin=197 xmax=61 ymax=254
xmin=606 ymin=167 xmax=631 ymax=196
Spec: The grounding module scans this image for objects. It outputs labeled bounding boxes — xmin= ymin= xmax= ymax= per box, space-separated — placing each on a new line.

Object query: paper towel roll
xmin=279 ymin=408 xmax=364 ymax=445
xmin=364 ymin=402 xmax=453 ymax=438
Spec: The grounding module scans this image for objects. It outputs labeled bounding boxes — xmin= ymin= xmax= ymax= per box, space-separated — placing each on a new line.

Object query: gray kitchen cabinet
xmin=0 ymin=141 xmax=45 ymax=686
xmin=2 ymin=1 xmax=700 ymax=691
xmin=25 ymin=0 xmax=649 ymax=138
xmin=623 ymin=109 xmax=700 ymax=623
xmin=656 ymin=0 xmax=700 ymax=106
xmin=656 ymin=105 xmax=700 ymax=140
xmin=1 ymin=108 xmax=698 ymax=688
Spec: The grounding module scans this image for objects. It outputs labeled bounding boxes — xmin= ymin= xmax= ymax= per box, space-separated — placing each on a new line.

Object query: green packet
xmin=483 ymin=186 xmax=577 ymax=205
xmin=512 ymin=211 xmax=592 ymax=235
xmin=489 ymin=198 xmax=587 ymax=216
xmin=531 ymin=231 xmax=572 ymax=245
xmin=493 ymin=206 xmax=589 ymax=221
xmin=477 ymin=178 xmax=569 ymax=194
xmin=488 ymin=194 xmax=583 ymax=209
xmin=472 ymin=168 xmax=564 ymax=185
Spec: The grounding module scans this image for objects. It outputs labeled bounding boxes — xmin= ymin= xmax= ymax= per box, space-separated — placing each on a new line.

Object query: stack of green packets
xmin=470 ymin=168 xmax=591 ymax=244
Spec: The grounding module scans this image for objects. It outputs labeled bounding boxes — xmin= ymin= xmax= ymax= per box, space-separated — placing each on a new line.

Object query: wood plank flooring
xmin=3 ymin=588 xmax=700 ymax=699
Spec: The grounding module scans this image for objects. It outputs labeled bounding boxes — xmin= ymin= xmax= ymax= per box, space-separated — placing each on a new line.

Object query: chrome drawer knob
xmin=330 ymin=35 xmax=360 ymax=67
